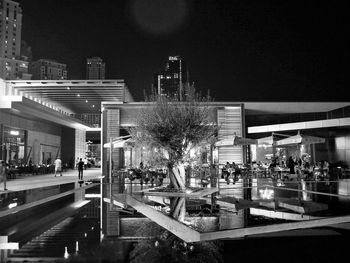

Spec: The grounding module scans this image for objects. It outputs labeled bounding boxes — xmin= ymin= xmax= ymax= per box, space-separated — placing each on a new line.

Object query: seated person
xmin=222 ymin=162 xmax=231 ymax=180
xmin=303 ymin=162 xmax=313 ymax=180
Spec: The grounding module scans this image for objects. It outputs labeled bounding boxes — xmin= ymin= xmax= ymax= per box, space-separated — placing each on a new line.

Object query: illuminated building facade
xmin=154 ymin=56 xmax=189 ymax=96
xmin=29 ymin=59 xmax=67 ymax=80
xmin=0 ymin=0 xmax=31 ymax=80
xmin=86 ymin=57 xmax=105 ymax=80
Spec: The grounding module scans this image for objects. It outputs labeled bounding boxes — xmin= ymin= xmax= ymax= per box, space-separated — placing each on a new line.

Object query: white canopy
xmin=103 ymin=136 xmax=134 ymax=148
xmin=215 ymin=135 xmax=257 ymax=147
xmin=257 ymin=133 xmax=290 ymax=146
xmin=257 ymin=135 xmax=276 ymax=146
xmin=275 ymin=134 xmax=325 ymax=146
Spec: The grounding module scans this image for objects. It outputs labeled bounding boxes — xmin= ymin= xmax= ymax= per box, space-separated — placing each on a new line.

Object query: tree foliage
xmin=130 ymin=86 xmax=217 ymax=167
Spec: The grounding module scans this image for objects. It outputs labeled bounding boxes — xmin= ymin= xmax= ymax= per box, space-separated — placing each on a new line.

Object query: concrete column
xmin=74 ymin=186 xmax=85 ymax=201
xmin=75 ymin=128 xmax=86 ymax=161
xmin=106 ymin=109 xmax=120 ymax=170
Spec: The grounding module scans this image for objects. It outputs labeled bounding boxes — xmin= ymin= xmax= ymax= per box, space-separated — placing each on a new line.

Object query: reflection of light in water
xmin=84 ymin=233 xmax=87 ymax=238
xmin=85 ymin=194 xmax=101 ymax=198
xmin=338 ymin=180 xmax=350 ymax=199
xmin=64 ymin=247 xmax=69 ymax=259
xmin=8 ymin=202 xmax=18 ymax=209
xmin=185 ymin=189 xmax=193 ymax=194
xmin=76 ymin=241 xmax=79 ymax=252
xmin=301 ymin=180 xmax=311 ymax=201
xmin=259 ymin=188 xmax=274 ymax=199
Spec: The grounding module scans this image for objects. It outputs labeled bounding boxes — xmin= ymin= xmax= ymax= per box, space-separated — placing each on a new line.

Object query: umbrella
xmin=257 ymin=133 xmax=290 ymax=146
xmin=215 ymin=135 xmax=257 ymax=147
xmin=257 ymin=135 xmax=276 ymax=146
xmin=275 ymin=133 xmax=325 ymax=146
xmin=103 ymin=135 xmax=133 ymax=148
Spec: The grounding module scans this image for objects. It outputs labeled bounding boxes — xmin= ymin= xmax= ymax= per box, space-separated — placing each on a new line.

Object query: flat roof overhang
xmin=248 ymin=117 xmax=350 ymax=134
xmin=101 ymin=101 xmax=350 ymax=115
xmin=2 ymin=96 xmax=91 ymax=130
xmin=6 ymin=79 xmax=133 ymax=114
xmin=244 ymin=102 xmax=350 ymax=115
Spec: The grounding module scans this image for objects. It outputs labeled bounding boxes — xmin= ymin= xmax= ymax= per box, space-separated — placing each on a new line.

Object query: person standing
xmin=84 ymin=158 xmax=88 ymax=170
xmin=287 ymin=156 xmax=295 ymax=174
xmin=54 ymin=157 xmax=62 ymax=177
xmin=78 ymin=158 xmax=84 ymax=180
xmin=0 ymin=160 xmax=8 ymax=191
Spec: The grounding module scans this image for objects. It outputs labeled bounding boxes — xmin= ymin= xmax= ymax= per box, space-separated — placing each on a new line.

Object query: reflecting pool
xmin=3 ymin=177 xmax=350 ymax=262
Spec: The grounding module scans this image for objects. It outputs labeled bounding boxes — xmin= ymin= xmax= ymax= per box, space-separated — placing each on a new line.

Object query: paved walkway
xmin=0 ymin=168 xmax=102 ymax=193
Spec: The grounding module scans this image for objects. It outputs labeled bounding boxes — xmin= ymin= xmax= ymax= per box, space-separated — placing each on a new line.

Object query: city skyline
xmin=14 ymin=0 xmax=349 ymax=101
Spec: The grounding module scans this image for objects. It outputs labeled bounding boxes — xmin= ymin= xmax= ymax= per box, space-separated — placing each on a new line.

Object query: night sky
xmin=17 ymin=0 xmax=349 ymax=102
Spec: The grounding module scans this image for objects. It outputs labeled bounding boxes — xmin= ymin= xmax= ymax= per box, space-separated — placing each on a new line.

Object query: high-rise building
xmin=0 ymin=0 xmax=31 ymax=80
xmin=86 ymin=57 xmax=105 ymax=80
xmin=29 ymin=59 xmax=67 ymax=80
xmin=154 ymin=56 xmax=188 ymax=96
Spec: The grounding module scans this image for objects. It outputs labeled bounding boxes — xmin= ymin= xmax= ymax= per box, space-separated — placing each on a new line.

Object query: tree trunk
xmin=168 ymin=163 xmax=186 ymax=190
xmin=169 ymin=197 xmax=186 ymax=222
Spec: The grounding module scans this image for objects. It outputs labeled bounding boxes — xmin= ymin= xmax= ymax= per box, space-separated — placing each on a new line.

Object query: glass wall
xmin=2 ymin=126 xmax=27 ymax=165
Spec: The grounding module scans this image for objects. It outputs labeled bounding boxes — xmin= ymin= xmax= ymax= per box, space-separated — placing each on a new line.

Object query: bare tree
xmin=130 ymin=87 xmax=217 ymax=190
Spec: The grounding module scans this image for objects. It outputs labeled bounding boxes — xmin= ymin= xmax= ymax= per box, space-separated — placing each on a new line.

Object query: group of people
xmin=222 ymin=162 xmax=241 ymax=184
xmin=0 ymin=156 xmax=89 ymax=192
xmin=127 ymin=162 xmax=166 ymax=186
xmin=266 ymin=155 xmax=332 ymax=181
xmin=54 ymin=157 xmax=86 ymax=180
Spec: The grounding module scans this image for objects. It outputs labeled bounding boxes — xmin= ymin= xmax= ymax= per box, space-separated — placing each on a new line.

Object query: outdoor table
xmin=273 ymin=167 xmax=290 ymax=179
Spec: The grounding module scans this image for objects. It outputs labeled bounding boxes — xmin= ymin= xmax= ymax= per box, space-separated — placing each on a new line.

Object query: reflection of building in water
xmin=79 ymin=197 xmax=100 ymax=219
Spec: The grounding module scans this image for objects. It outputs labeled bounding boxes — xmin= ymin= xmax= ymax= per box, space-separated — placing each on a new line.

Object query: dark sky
xmin=17 ymin=0 xmax=349 ymax=102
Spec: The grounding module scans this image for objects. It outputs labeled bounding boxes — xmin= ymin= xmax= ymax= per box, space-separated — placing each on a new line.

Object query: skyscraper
xmin=0 ymin=0 xmax=31 ymax=80
xmin=154 ymin=56 xmax=188 ymax=96
xmin=86 ymin=57 xmax=105 ymax=80
xmin=29 ymin=59 xmax=67 ymax=80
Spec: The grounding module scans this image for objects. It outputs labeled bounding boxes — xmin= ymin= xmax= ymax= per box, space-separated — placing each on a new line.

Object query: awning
xmin=215 ymin=135 xmax=257 ymax=147
xmin=275 ymin=134 xmax=325 ymax=146
xmin=257 ymin=133 xmax=289 ymax=146
xmin=257 ymin=136 xmax=276 ymax=146
xmin=103 ymin=136 xmax=134 ymax=148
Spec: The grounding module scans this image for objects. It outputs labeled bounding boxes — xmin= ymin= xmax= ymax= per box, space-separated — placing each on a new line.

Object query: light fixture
xmin=66 ymin=87 xmax=70 ymax=90
xmin=92 ymin=105 xmax=95 ymax=108
xmin=85 ymin=100 xmax=88 ymax=103
xmin=77 ymin=94 xmax=80 ymax=97
xmin=10 ymin=130 xmax=19 ymax=136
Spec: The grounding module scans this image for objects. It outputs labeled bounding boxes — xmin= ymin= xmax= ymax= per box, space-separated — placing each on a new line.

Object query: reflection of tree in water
xmin=68 ymin=240 xmax=133 ymax=262
xmin=129 ymin=223 xmax=223 ymax=263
